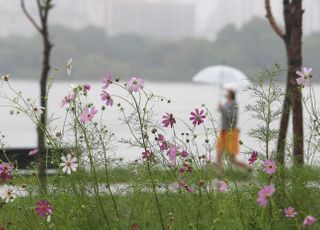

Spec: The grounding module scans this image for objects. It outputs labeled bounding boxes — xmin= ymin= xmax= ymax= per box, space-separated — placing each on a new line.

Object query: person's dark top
xmin=219 ymin=101 xmax=238 ymax=130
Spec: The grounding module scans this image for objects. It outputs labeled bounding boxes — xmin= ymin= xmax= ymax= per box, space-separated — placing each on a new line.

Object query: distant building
xmin=202 ymin=0 xmax=281 ymax=40
xmin=104 ymin=0 xmax=195 ymax=40
xmin=202 ymin=0 xmax=319 ymax=40
xmin=303 ymin=0 xmax=320 ymax=35
xmin=0 ymin=0 xmax=195 ymax=40
xmin=0 ymin=0 xmax=319 ymax=40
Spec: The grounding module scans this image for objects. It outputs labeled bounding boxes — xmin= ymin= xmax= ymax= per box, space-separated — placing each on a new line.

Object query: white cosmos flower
xmin=66 ymin=58 xmax=72 ymax=77
xmin=0 ymin=185 xmax=16 ymax=203
xmin=60 ymin=154 xmax=78 ymax=174
xmin=32 ymin=106 xmax=45 ymax=116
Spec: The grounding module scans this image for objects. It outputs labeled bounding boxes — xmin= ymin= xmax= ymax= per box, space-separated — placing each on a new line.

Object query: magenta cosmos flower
xmin=179 ymin=163 xmax=193 ymax=174
xmin=284 ymin=207 xmax=298 ymax=218
xmin=157 ymin=134 xmax=168 ymax=151
xmin=248 ymin=151 xmax=258 ymax=164
xmin=219 ymin=180 xmax=228 ymax=192
xmin=35 ymin=200 xmax=53 ymax=221
xmin=82 ymin=83 xmax=91 ymax=93
xmin=61 ymin=92 xmax=76 ymax=108
xmin=181 ymin=150 xmax=188 ymax=158
xmin=296 ymin=67 xmax=312 ymax=86
xmin=142 ymin=150 xmax=153 ymax=159
xmin=190 ymin=108 xmax=206 ymax=126
xmin=102 ymin=73 xmax=113 ymax=89
xmin=162 ymin=113 xmax=176 ymax=128
xmin=257 ymin=184 xmax=276 ymax=207
xmin=80 ymin=106 xmax=97 ymax=123
xmin=100 ymin=91 xmax=113 ymax=106
xmin=263 ymin=159 xmax=277 ymax=174
xmin=127 ymin=77 xmax=144 ymax=93
xmin=173 ymin=180 xmax=194 ymax=193
xmin=167 ymin=145 xmax=178 ymax=164
xmin=303 ymin=216 xmax=317 ymax=226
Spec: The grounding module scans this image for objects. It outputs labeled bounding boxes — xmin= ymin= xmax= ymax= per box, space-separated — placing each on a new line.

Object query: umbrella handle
xmin=218 ymin=83 xmax=223 ymax=104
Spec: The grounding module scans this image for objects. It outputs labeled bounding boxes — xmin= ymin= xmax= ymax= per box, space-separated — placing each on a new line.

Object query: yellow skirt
xmin=216 ymin=128 xmax=240 ymax=156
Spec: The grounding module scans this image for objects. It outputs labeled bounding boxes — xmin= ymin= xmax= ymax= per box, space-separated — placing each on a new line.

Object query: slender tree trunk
xmin=21 ymin=0 xmax=53 ymax=193
xmin=266 ymin=0 xmax=304 ymax=165
xmin=286 ymin=0 xmax=304 ymax=165
xmin=37 ymin=27 xmax=52 ymax=192
xmin=276 ymin=87 xmax=291 ymax=164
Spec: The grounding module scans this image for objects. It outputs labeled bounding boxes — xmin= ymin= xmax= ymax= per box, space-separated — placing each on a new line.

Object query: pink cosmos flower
xmin=0 ymin=172 xmax=12 ymax=182
xmin=80 ymin=106 xmax=97 ymax=123
xmin=28 ymin=149 xmax=38 ymax=156
xmin=284 ymin=207 xmax=298 ymax=218
xmin=296 ymin=67 xmax=312 ymax=86
xmin=100 ymin=91 xmax=113 ymax=106
xmin=82 ymin=83 xmax=91 ymax=93
xmin=35 ymin=199 xmax=53 ymax=221
xmin=303 ymin=216 xmax=317 ymax=226
xmin=219 ymin=180 xmax=228 ymax=192
xmin=263 ymin=159 xmax=277 ymax=174
xmin=190 ymin=108 xmax=206 ymax=126
xmin=257 ymin=184 xmax=276 ymax=207
xmin=157 ymin=134 xmax=168 ymax=151
xmin=179 ymin=163 xmax=193 ymax=174
xmin=127 ymin=77 xmax=144 ymax=92
xmin=167 ymin=145 xmax=178 ymax=164
xmin=181 ymin=150 xmax=188 ymax=158
xmin=0 ymin=162 xmax=13 ymax=182
xmin=61 ymin=92 xmax=76 ymax=107
xmin=142 ymin=150 xmax=153 ymax=159
xmin=0 ymin=162 xmax=13 ymax=174
xmin=248 ymin=151 xmax=258 ymax=164
xmin=162 ymin=113 xmax=176 ymax=128
xmin=102 ymin=73 xmax=113 ymax=89
xmin=173 ymin=180 xmax=194 ymax=193
xmin=131 ymin=223 xmax=139 ymax=230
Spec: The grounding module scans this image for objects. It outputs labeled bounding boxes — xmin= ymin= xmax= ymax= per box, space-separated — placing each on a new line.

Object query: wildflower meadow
xmin=0 ymin=64 xmax=319 ymax=230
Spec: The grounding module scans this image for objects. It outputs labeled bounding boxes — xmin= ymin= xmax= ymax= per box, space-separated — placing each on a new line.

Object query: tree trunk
xmin=37 ymin=17 xmax=52 ymax=193
xmin=271 ymin=0 xmax=304 ymax=165
xmin=285 ymin=0 xmax=304 ymax=165
xmin=276 ymin=87 xmax=291 ymax=164
xmin=21 ymin=0 xmax=53 ymax=193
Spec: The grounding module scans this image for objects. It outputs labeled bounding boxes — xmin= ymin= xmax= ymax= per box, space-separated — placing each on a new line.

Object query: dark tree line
xmin=2 ymin=18 xmax=320 ymax=83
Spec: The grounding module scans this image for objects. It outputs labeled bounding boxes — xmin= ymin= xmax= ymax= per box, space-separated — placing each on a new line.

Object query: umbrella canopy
xmin=192 ymin=65 xmax=249 ymax=89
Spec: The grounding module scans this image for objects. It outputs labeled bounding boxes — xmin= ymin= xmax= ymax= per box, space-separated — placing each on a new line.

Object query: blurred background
xmin=0 ymin=0 xmax=319 ymax=81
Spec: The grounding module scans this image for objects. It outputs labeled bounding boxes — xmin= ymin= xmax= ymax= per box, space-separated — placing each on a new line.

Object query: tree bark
xmin=265 ymin=0 xmax=304 ymax=165
xmin=285 ymin=0 xmax=304 ymax=164
xmin=276 ymin=88 xmax=291 ymax=164
xmin=37 ymin=20 xmax=52 ymax=193
xmin=21 ymin=0 xmax=53 ymax=193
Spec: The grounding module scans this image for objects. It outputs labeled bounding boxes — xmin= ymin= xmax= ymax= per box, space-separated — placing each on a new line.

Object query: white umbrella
xmin=192 ymin=65 xmax=249 ymax=89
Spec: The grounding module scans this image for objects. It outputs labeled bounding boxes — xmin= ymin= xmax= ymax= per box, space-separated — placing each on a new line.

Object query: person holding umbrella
xmin=216 ymin=87 xmax=250 ymax=176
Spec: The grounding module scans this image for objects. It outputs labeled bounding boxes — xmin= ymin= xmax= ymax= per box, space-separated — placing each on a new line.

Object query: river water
xmin=0 ymin=80 xmax=319 ymax=164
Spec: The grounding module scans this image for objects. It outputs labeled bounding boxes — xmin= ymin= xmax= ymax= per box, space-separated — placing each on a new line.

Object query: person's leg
xmin=216 ymin=150 xmax=223 ymax=177
xmin=230 ymin=155 xmax=250 ymax=170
